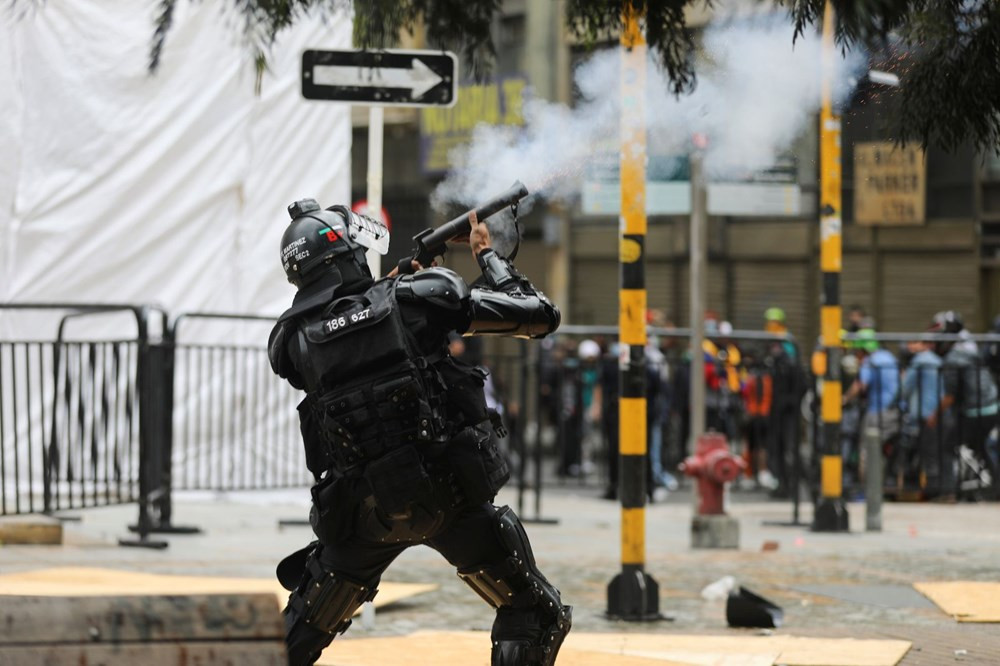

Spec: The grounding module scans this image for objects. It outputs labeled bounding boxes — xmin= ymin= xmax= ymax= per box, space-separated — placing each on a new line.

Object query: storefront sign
xmin=419 ymin=77 xmax=526 ymax=173
xmin=854 ymin=142 xmax=926 ymax=225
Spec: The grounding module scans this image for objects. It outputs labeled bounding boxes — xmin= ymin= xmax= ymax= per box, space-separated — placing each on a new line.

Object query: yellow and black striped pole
xmin=607 ymin=3 xmax=661 ymax=620
xmin=813 ymin=0 xmax=849 ymax=532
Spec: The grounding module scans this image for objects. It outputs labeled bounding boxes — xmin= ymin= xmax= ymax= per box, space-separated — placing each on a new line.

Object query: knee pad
xmin=285 ymin=550 xmax=379 ymax=637
xmin=456 ymin=506 xmax=572 ymax=666
xmin=458 ymin=506 xmax=561 ymax=611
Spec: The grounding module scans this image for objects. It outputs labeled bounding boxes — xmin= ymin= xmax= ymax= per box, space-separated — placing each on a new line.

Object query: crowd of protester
xmin=515 ymin=306 xmax=1000 ymax=504
xmin=837 ymin=308 xmax=999 ymax=501
xmin=452 ymin=304 xmax=1000 ymax=503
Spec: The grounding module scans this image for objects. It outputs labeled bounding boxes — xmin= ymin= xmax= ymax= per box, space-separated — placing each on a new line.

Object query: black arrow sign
xmin=302 ymin=49 xmax=457 ymax=107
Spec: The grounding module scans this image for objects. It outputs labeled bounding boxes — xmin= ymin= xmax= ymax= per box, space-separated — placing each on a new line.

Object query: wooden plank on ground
xmin=914 ymin=581 xmax=1000 ymax=622
xmin=0 ymin=641 xmax=287 ymax=665
xmin=0 ymin=567 xmax=435 ymax=615
xmin=0 ymin=514 xmax=62 ymax=545
xmin=319 ymin=632 xmax=688 ymax=666
xmin=323 ymin=631 xmax=910 ymax=666
xmin=0 ymin=593 xmax=283 ymax=645
xmin=570 ymin=633 xmax=911 ymax=666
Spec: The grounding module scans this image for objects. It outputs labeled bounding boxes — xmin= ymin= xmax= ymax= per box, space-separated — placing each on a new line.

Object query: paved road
xmin=1 ymin=485 xmax=997 ymax=662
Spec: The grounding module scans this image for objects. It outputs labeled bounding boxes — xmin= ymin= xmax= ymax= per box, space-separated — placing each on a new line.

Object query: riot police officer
xmin=268 ymin=199 xmax=571 ymax=665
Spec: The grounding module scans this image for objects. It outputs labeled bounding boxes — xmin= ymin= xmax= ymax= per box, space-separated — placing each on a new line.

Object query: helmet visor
xmin=336 ymin=207 xmax=390 ymax=256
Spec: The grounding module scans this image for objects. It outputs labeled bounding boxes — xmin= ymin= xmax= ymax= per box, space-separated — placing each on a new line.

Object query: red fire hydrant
xmin=680 ymin=432 xmax=746 ymax=515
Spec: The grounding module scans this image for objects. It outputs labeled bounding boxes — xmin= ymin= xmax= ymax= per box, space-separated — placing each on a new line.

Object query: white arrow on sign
xmin=312 ymin=58 xmax=444 ymax=99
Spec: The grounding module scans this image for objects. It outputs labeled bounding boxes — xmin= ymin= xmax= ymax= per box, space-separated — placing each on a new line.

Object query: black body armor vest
xmin=292 ymin=277 xmax=485 ymax=476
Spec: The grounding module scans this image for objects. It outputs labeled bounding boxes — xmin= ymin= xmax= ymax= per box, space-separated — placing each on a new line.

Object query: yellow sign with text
xmin=854 ymin=142 xmax=926 ymax=225
xmin=420 ymin=78 xmax=526 ymax=173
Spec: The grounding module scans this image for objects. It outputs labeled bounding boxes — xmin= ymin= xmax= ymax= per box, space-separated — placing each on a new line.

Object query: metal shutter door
xmin=881 ymin=253 xmax=978 ymax=332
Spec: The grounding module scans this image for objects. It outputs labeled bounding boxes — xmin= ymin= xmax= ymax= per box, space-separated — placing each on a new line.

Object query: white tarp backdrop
xmin=0 ymin=3 xmax=352 ymax=502
xmin=0 ymin=2 xmax=352 ymax=319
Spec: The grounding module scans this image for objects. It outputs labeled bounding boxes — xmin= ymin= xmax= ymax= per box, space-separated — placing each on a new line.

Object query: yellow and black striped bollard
xmin=606 ymin=3 xmax=661 ymax=619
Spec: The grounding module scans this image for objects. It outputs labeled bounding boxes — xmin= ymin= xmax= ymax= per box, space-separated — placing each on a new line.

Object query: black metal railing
xmin=0 ymin=303 xmax=169 ymax=546
xmin=832 ymin=332 xmax=1000 ymax=502
xmin=478 ymin=325 xmax=811 ymax=523
xmin=5 ymin=301 xmax=999 ymax=551
xmin=168 ymin=313 xmax=307 ymax=494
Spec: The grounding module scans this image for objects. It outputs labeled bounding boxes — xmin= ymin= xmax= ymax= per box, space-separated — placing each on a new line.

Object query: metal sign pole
xmin=301 ymin=47 xmax=458 ymax=281
xmin=689 ymin=146 xmax=708 ymax=524
xmin=366 ymin=106 xmax=384 ymax=277
xmin=689 ymin=148 xmax=708 ymax=446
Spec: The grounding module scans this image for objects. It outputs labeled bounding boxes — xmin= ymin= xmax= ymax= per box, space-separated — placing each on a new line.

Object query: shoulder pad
xmin=268 ymin=320 xmax=303 ymax=388
xmin=397 ymin=267 xmax=470 ymax=310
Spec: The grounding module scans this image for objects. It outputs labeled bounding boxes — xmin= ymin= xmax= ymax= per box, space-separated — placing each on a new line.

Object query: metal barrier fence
xmin=481 ymin=325 xmax=811 ymax=522
xmin=134 ymin=312 xmax=309 ymax=535
xmin=0 ymin=304 xmax=167 ymax=545
xmin=833 ymin=332 xmax=1000 ymax=502
xmin=5 ymin=303 xmax=998 ymax=549
xmin=168 ymin=313 xmax=307 ymax=493
xmin=0 ymin=304 xmax=305 ymax=545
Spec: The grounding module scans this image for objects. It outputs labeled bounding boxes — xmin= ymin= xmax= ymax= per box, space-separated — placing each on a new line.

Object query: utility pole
xmin=607 ymin=2 xmax=661 ymax=621
xmin=813 ymin=0 xmax=849 ymax=532
xmin=689 ymin=144 xmax=708 ymax=444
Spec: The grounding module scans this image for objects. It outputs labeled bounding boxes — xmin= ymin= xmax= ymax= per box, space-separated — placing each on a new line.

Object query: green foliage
xmin=148 ymin=1 xmax=499 ymax=81
xmin=353 ymin=0 xmax=501 ymax=77
xmin=150 ymin=0 xmax=330 ymax=87
xmin=782 ymin=0 xmax=1000 ymax=152
xmin=783 ymin=0 xmax=915 ymax=45
xmin=892 ymin=1 xmax=1000 ymax=152
xmin=43 ymin=0 xmax=1000 ymax=151
xmin=566 ymin=0 xmax=706 ymax=95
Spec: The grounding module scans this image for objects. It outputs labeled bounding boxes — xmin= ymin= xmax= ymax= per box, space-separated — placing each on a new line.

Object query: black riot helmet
xmin=280 ymin=199 xmax=390 ymax=289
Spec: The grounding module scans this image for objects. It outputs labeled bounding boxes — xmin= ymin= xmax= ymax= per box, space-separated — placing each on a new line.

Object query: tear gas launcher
xmin=395 ymin=180 xmax=529 ymax=275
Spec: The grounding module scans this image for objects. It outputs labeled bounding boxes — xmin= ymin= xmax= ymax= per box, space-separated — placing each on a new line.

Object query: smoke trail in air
xmin=432 ymin=11 xmax=866 ymax=211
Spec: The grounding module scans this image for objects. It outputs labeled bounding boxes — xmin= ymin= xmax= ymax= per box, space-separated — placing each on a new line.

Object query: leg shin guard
xmin=456 ymin=506 xmax=572 ymax=666
xmin=284 ymin=553 xmax=379 ymax=665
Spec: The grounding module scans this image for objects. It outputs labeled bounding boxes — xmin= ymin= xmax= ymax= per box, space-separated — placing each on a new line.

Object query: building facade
xmin=350 ymin=1 xmax=1000 ymax=344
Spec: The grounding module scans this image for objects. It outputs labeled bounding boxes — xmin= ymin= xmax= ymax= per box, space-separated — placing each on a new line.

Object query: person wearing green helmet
xmin=764 ymin=307 xmax=796 ymax=359
xmin=854 ymin=327 xmax=880 ymax=354
xmin=764 ymin=306 xmax=785 ymax=326
xmin=761 ymin=306 xmax=804 ymax=496
xmin=843 ymin=327 xmax=900 ymax=492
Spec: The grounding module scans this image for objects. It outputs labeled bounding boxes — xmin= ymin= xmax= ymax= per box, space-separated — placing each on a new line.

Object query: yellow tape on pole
xmin=619 ymin=397 xmax=647 ymax=455
xmin=821 ymin=455 xmax=843 ymax=498
xmin=821 ymin=305 xmax=842 ymax=347
xmin=822 ymin=380 xmax=842 ymax=423
xmin=620 ymin=289 xmax=647 ymax=346
xmin=819 ymin=1 xmax=842 ymax=275
xmin=620 ymin=8 xmax=646 ymax=238
xmin=621 ymin=508 xmax=645 ymax=565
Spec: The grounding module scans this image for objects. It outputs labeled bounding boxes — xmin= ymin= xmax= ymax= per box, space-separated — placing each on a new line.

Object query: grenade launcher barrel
xmin=397 ymin=180 xmax=529 ymax=275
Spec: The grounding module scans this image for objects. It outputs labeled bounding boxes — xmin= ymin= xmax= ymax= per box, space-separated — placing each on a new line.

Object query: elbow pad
xmin=467 ymin=288 xmax=561 ymax=338
xmin=396 ymin=267 xmax=470 ymax=310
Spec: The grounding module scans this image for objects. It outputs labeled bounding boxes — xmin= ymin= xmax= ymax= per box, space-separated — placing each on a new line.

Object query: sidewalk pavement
xmin=1 ymin=485 xmax=998 ymax=661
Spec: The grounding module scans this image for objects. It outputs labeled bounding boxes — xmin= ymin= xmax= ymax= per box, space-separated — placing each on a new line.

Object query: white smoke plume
xmin=432 ymin=12 xmax=867 ymax=211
